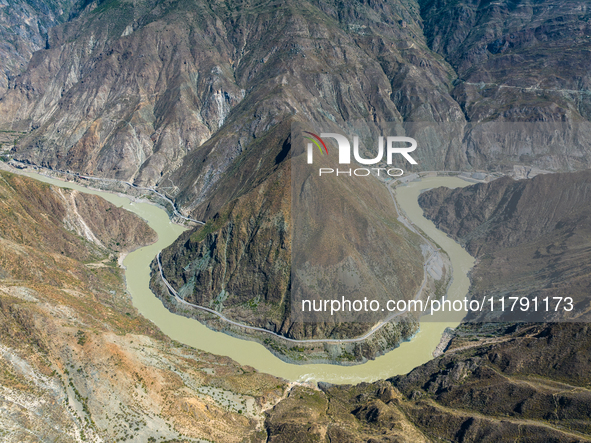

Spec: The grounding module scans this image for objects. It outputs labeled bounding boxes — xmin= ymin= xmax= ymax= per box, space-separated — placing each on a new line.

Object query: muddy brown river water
xmin=23 ymin=172 xmax=474 ymax=384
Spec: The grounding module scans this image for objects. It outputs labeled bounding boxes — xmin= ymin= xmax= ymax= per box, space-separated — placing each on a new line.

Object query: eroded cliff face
xmin=154 ymin=164 xmax=292 ymax=334
xmin=421 ymin=0 xmax=591 ymax=122
xmin=1 ymin=1 xmax=590 ymax=194
xmin=0 ymin=0 xmax=248 ymax=182
xmin=420 ymin=0 xmax=591 ymax=171
xmin=0 ymin=170 xmax=156 ymax=263
xmin=2 ymin=1 xmax=591 ymax=191
xmin=0 ymin=0 xmax=81 ymax=97
xmin=0 ymin=0 xmax=465 ymax=186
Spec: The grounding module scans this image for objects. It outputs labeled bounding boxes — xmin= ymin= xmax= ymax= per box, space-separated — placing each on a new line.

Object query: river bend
xmin=21 ymin=171 xmax=473 ymax=384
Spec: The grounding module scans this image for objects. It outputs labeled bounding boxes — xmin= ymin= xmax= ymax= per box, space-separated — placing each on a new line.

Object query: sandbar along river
xmin=22 ymin=171 xmax=474 ymax=384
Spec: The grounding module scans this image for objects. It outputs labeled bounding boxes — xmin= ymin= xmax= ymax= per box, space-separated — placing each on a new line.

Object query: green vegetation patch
xmin=190 ymin=210 xmax=231 ymax=243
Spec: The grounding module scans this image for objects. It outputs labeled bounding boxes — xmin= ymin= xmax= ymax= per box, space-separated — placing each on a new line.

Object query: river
xmin=21 ymin=171 xmax=474 ymax=384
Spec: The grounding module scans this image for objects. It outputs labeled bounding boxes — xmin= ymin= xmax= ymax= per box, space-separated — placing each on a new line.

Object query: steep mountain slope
xmin=0 ymin=169 xmax=156 ymax=261
xmin=419 ymin=170 xmax=591 ymax=322
xmin=0 ymin=0 xmax=465 ymax=185
xmin=252 ymin=169 xmax=591 ymax=440
xmin=150 ymin=153 xmax=429 ymax=362
xmin=4 ymin=171 xmax=588 ymax=441
xmin=0 ymin=0 xmax=456 ymax=361
xmin=0 ymin=0 xmax=81 ymax=96
xmin=2 ymin=0 xmax=591 ymax=355
xmin=263 ymin=171 xmax=591 ymax=437
xmin=2 ymin=0 xmax=590 ymax=190
xmin=2 ymin=1 xmax=591 ymax=439
xmin=420 ymin=0 xmax=591 ymax=122
xmin=148 ymin=0 xmax=591 ymax=355
xmin=0 ymin=171 xmax=286 ymax=442
xmin=420 ymin=0 xmax=591 ymax=170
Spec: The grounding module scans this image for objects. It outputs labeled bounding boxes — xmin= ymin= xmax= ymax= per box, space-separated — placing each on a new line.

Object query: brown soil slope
xmin=0 ymin=171 xmax=286 ymax=442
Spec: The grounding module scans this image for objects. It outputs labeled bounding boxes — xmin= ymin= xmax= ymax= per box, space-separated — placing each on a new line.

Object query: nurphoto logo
xmin=304 ymin=131 xmax=418 ymax=177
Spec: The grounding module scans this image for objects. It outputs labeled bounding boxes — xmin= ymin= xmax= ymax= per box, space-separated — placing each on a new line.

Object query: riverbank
xmin=3 ymin=159 xmax=202 ymax=226
xmin=3 ymin=162 xmax=476 ymax=383
xmin=2 ymin=162 xmax=435 ymax=365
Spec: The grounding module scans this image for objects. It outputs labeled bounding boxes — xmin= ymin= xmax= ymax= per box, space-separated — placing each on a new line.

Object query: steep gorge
xmin=4 ymin=0 xmax=591 ymax=358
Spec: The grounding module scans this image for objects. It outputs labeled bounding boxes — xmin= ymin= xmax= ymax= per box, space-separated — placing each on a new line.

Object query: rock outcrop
xmin=0 ymin=0 xmax=80 ymax=96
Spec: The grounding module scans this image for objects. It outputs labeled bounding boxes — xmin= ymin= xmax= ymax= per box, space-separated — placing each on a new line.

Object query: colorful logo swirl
xmin=303 ymin=131 xmax=328 ymax=155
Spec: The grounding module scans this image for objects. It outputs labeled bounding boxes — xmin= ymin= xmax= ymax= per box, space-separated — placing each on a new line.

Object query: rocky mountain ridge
xmin=263 ymin=322 xmax=591 ymax=442
xmin=0 ymin=1 xmax=590 ymax=189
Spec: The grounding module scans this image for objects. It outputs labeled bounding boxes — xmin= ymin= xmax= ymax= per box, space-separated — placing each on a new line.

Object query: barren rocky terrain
xmin=0 ymin=171 xmax=287 ymax=442
xmin=0 ymin=0 xmax=82 ymax=96
xmin=1 ymin=0 xmax=591 ymax=352
xmin=1 ymin=0 xmax=591 ymax=440
xmin=263 ymin=321 xmax=591 ymax=442
xmin=4 ymin=172 xmax=589 ymax=443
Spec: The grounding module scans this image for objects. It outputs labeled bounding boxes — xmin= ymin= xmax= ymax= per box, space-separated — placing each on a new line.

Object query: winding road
xmin=156 ymin=251 xmax=430 ymax=344
xmin=8 ymin=160 xmax=205 ymax=225
xmin=154 ymin=175 xmax=442 ymax=345
xmin=8 ymin=159 xmax=452 ymax=346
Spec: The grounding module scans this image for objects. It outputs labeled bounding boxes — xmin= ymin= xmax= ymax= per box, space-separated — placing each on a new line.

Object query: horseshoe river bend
xmin=19 ymin=169 xmax=474 ymax=385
